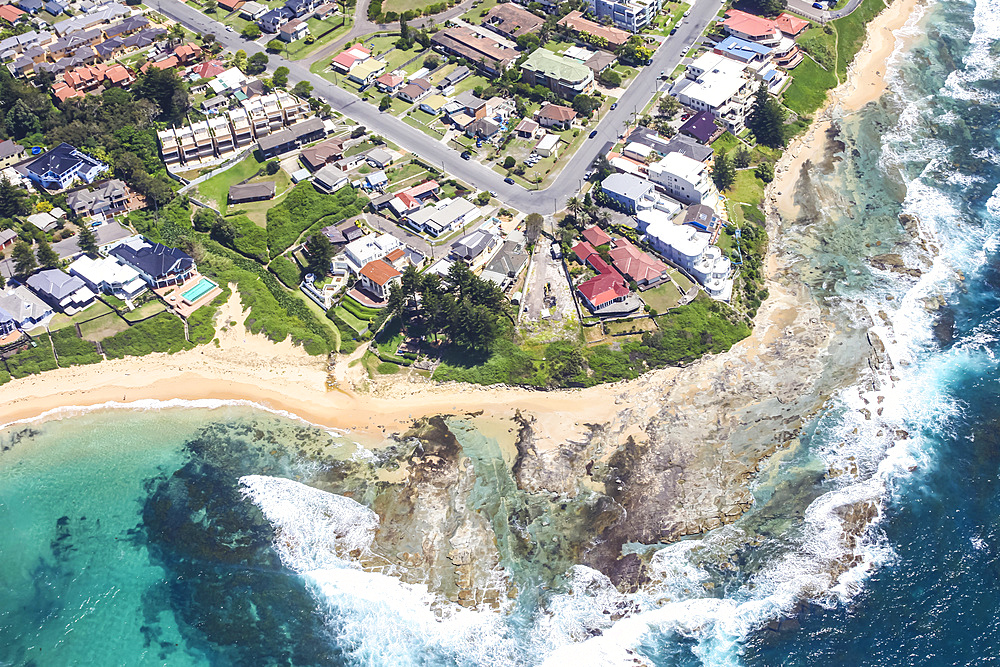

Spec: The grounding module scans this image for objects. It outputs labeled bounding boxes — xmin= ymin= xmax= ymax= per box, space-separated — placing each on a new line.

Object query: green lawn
xmin=542 ymin=39 xmax=573 ymax=54
xmin=197 ymin=152 xmax=267 ymax=210
xmin=461 ymin=0 xmax=502 ymax=22
xmin=641 ymin=282 xmax=682 ymax=312
xmin=667 ymin=267 xmax=694 ymax=292
xmin=79 ymin=313 xmax=130 ymax=341
xmin=282 ymin=16 xmax=354 ymax=60
xmin=711 ymin=131 xmax=741 ymax=155
xmin=382 ymin=43 xmax=426 ymax=72
xmin=47 ymin=301 xmax=113 ymax=332
xmin=123 ymin=300 xmax=168 ymax=323
xmin=782 ymin=54 xmax=838 ymax=116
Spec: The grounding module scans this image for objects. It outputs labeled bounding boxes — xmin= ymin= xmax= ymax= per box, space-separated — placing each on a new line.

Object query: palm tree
xmin=566 ymin=196 xmax=584 ymax=219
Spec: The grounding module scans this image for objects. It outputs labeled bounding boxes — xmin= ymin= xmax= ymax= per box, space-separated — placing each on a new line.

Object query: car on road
xmin=489 ymin=190 xmax=497 ymax=197
xmin=610 ymin=102 xmax=618 ymax=110
xmin=226 ymin=25 xmax=234 ymax=32
xmin=812 ymin=1 xmax=823 ymax=6
xmin=461 ymin=151 xmax=471 ymax=160
xmin=669 ymin=27 xmax=677 ymax=35
xmin=660 ymin=70 xmax=666 ymax=78
xmin=589 ymin=130 xmax=598 ymax=138
xmin=504 ymin=177 xmax=515 ymax=185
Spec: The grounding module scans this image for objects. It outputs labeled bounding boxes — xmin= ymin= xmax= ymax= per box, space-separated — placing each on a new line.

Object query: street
xmin=150 ymin=0 xmax=725 ymax=213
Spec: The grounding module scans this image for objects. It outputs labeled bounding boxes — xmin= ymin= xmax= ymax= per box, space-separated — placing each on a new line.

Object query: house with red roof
xmin=577 ymin=273 xmax=629 ymax=312
xmin=375 ymin=72 xmax=404 ymax=94
xmin=403 ymin=179 xmax=439 ymax=201
xmin=358 ymin=258 xmax=401 ymax=301
xmin=573 ymin=240 xmax=597 ymax=265
xmin=331 ymin=45 xmax=370 ymax=73
xmin=721 ymin=10 xmax=782 ymax=47
xmin=582 ymin=225 xmax=611 ymax=248
xmin=536 ymin=103 xmax=577 ymax=130
xmin=174 ymin=42 xmax=202 ymax=64
xmin=192 ymin=59 xmax=227 ymax=80
xmin=0 ymin=4 xmax=26 ymax=23
xmin=775 ymin=13 xmax=809 ymax=37
xmin=608 ymin=237 xmax=667 ymax=286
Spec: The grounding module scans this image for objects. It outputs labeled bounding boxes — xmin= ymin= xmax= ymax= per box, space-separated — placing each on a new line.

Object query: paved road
xmin=152 ymin=0 xmax=724 ymax=212
xmin=786 ymin=0 xmax=865 ymax=22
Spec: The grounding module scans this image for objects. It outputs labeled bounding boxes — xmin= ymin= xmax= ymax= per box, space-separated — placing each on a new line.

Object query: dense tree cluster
xmin=747 ymin=83 xmax=787 ymax=148
xmin=383 ymin=263 xmax=512 ymax=353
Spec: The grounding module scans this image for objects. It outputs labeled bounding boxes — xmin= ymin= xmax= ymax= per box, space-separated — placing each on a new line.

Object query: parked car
xmin=489 ymin=190 xmax=497 ymax=197
xmin=226 ymin=25 xmax=234 ymax=32
xmin=504 ymin=177 xmax=515 ymax=185
xmin=589 ymin=130 xmax=598 ymax=138
xmin=669 ymin=27 xmax=677 ymax=35
xmin=610 ymin=102 xmax=618 ymax=110
xmin=812 ymin=1 xmax=823 ymax=6
xmin=461 ymin=151 xmax=471 ymax=160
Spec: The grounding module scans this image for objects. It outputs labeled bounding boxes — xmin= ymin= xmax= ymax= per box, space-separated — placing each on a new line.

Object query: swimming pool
xmin=181 ymin=278 xmax=216 ymax=303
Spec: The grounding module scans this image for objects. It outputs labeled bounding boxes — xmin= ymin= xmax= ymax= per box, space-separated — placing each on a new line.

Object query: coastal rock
xmin=869 ymin=253 xmax=923 ymax=278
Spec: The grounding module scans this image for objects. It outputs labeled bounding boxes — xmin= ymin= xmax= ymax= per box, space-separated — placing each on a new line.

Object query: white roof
xmin=209 ymin=67 xmax=249 ymax=94
xmin=689 ymin=52 xmax=747 ymax=79
xmin=624 ymin=141 xmax=653 ymax=158
xmin=27 ymin=211 xmax=58 ymax=230
xmin=536 ymin=133 xmax=559 ymax=151
xmin=408 ymin=197 xmax=478 ymax=228
xmin=641 ymin=213 xmax=710 ymax=258
xmin=653 ymin=151 xmax=707 ymax=184
xmin=68 ymin=254 xmax=144 ymax=289
xmin=609 ymin=156 xmax=644 ymax=177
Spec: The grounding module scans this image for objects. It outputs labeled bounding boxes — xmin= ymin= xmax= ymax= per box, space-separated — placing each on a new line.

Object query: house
xmin=722 ymin=9 xmax=782 ymax=47
xmin=679 ymin=110 xmax=723 ymax=144
xmin=623 ymin=141 xmax=654 ymax=163
xmin=286 ymin=0 xmax=320 ymax=17
xmin=608 ymin=237 xmax=667 ymax=286
xmin=192 ymin=60 xmax=227 ymax=80
xmin=626 ymin=127 xmax=715 ymax=163
xmin=66 ymin=178 xmax=130 ymax=219
xmin=0 ymin=139 xmax=25 ymax=168
xmin=26 ymin=268 xmax=96 ymax=314
xmin=51 ymin=220 xmax=131 ymax=260
xmin=0 ymin=4 xmax=26 ymax=23
xmin=0 ymin=228 xmax=17 ymax=250
xmin=536 ymin=103 xmax=577 ymax=130
xmin=52 ymin=3 xmax=129 ymax=36
xmin=331 ymin=45 xmax=370 ymax=73
xmin=407 ymin=197 xmax=480 ymax=237
xmin=27 ymin=211 xmax=61 ymax=232
xmin=466 ymin=117 xmax=501 ymax=140
xmin=514 ymin=118 xmax=538 ymax=139
xmin=343 ymin=232 xmax=403 ymax=274
xmin=364 ymin=170 xmax=388 ymax=192
xmin=299 ymin=136 xmax=345 ymax=170
xmin=450 ymin=227 xmax=500 ymax=268
xmin=683 ymin=203 xmax=721 ymax=238
xmin=279 ymin=18 xmax=309 ymax=42
xmin=714 ymin=35 xmax=773 ymax=66
xmin=430 ymin=27 xmax=515 ymax=76
xmin=396 ymin=77 xmax=431 ymax=103
xmin=16 ymin=0 xmax=43 ymax=15
xmin=480 ymin=240 xmax=528 ymax=288
xmin=23 ymin=142 xmax=107 ymax=190
xmin=208 ymin=66 xmax=248 ymax=94
xmin=218 ymin=0 xmax=245 ymax=10
xmin=320 ymin=219 xmax=364 ymax=245
xmin=347 ymin=58 xmax=386 ymax=86
xmin=557 ymin=10 xmax=630 ymax=48
xmin=419 ymin=93 xmax=449 ymax=115
xmin=68 ymin=255 xmax=147 ymax=301
xmin=229 ymin=181 xmax=276 ymax=203
xmin=357 ymin=259 xmax=400 ymax=301
xmin=108 ymin=238 xmax=196 ymax=288
xmin=258 ymin=7 xmax=294 ymax=32
xmin=585 ymin=0 xmax=662 ymax=32
xmin=256 ymin=117 xmax=326 ymax=157
xmin=312 ymin=2 xmax=336 ymax=19
xmin=375 ymin=72 xmax=404 ymax=94
xmin=775 ymin=13 xmax=810 ymax=38
xmin=648 ymin=151 xmax=715 ymax=205
xmin=388 ymin=192 xmax=421 ymax=218
xmin=577 ymin=272 xmax=629 ymax=312
xmin=585 ymin=50 xmax=617 ymax=76
xmin=173 ymin=42 xmax=202 ymax=64
xmin=240 ymin=1 xmax=268 ymax=19
xmin=521 ymin=49 xmax=594 ymax=98
xmin=45 ymin=0 xmax=68 ymax=15
xmin=0 ymin=285 xmax=52 ymax=332
xmin=313 ymin=164 xmax=348 ymax=193
xmin=482 ymin=3 xmax=544 ymax=40
xmin=535 ymin=133 xmax=559 ymax=158
xmin=642 ymin=215 xmax=732 ymax=299
xmin=582 ymin=225 xmax=611 ymax=248
xmin=437 ymin=65 xmax=470 ymax=90
xmin=401 ymin=179 xmax=439 ymax=201
xmin=202 ymin=95 xmax=227 ymax=113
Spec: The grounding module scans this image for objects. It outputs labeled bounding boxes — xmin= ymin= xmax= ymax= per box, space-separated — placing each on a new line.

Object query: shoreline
xmin=0 ymin=1 xmax=917 ymax=459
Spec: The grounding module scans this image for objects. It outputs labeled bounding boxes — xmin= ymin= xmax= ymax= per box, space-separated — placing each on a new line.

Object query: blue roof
xmin=715 ymin=35 xmax=771 ymax=62
xmin=760 ymin=67 xmax=780 ymax=82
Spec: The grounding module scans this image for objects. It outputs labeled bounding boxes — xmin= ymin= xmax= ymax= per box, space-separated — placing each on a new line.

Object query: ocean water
xmin=3 ymin=0 xmax=1000 ymax=664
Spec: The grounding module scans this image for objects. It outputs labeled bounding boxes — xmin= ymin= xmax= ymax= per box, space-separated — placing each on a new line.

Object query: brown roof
xmin=430 ymin=27 xmax=515 ymax=71
xmin=558 ymin=11 xmax=630 ymax=47
xmin=360 ymin=259 xmax=401 ymax=285
xmin=538 ymin=104 xmax=577 ymax=122
xmin=300 ymin=136 xmax=346 ymax=170
xmin=229 ymin=181 xmax=276 ymax=202
xmin=482 ymin=3 xmax=544 ymax=37
xmin=384 ymin=247 xmax=405 ymax=262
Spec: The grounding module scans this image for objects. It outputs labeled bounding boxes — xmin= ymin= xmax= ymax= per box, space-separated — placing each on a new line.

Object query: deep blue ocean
xmin=2 ymin=0 xmax=1000 ymax=664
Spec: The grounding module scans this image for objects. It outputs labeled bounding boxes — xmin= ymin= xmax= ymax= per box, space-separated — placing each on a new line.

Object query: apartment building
xmin=647 ymin=151 xmax=715 ymax=205
xmin=670 ymin=53 xmax=755 ymax=134
xmin=520 ymin=49 xmax=594 ymax=99
xmin=585 ymin=0 xmax=662 ymax=33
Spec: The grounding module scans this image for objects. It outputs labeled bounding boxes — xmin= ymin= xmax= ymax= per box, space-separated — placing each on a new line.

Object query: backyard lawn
xmin=79 ymin=313 xmax=130 ymax=341
xmin=47 ymin=301 xmax=114 ymax=332
xmin=281 ymin=16 xmax=354 ymax=60
xmin=197 ymin=152 xmax=267 ymax=211
xmin=641 ymin=282 xmax=682 ymax=312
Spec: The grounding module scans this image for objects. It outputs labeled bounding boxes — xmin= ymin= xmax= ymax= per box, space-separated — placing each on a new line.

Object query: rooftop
xmin=522 ymin=48 xmax=592 ymax=85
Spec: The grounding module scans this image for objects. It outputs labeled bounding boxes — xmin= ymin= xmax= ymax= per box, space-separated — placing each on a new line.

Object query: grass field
xmin=79 ymin=313 xmax=130 ymax=341
xmin=123 ymin=300 xmax=167 ymax=323
xmin=282 ymin=16 xmax=353 ymax=60
xmin=197 ymin=153 xmax=267 ymax=211
xmin=641 ymin=282 xmax=682 ymax=312
xmin=47 ymin=301 xmax=114 ymax=332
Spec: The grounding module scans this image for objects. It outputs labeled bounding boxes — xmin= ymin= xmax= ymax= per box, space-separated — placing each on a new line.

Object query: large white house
xmin=639 ymin=210 xmax=733 ymax=300
xmin=585 ymin=0 xmax=662 ymax=32
xmin=343 ymin=233 xmax=403 ymax=275
xmin=68 ymin=255 xmax=148 ymax=301
xmin=670 ymin=53 xmax=755 ymax=134
xmin=648 ymin=152 xmax=716 ymax=205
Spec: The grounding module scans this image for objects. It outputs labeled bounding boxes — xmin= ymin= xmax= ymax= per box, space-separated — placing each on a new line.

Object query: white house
xmin=25 ymin=268 xmax=96 ymax=314
xmin=68 ymin=254 xmax=147 ymax=301
xmin=0 ymin=284 xmax=52 ymax=332
xmin=640 ymin=210 xmax=733 ymax=300
xmin=343 ymin=232 xmax=403 ymax=274
xmin=671 ymin=53 xmax=755 ymax=134
xmin=406 ymin=198 xmax=480 ymax=237
xmin=648 ymin=151 xmax=715 ymax=205
xmin=535 ymin=132 xmax=559 ymax=158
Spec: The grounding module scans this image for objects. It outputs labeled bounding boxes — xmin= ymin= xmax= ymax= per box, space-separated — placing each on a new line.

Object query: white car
xmin=226 ymin=25 xmax=234 ymax=32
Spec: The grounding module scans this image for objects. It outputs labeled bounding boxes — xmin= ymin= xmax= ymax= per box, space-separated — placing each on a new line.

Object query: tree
xmin=242 ymin=23 xmax=262 ymax=39
xmin=734 ymin=145 xmax=752 ymax=169
xmin=210 ymin=217 xmax=237 ymax=245
xmin=205 ymin=0 xmax=217 ymax=11
xmin=272 ymin=66 xmax=289 ymax=88
xmin=304 ymin=234 xmax=333 ymax=276
xmin=36 ymin=237 xmax=59 ymax=269
xmin=247 ymin=51 xmax=269 ymax=75
xmin=524 ymin=212 xmax=544 ymax=246
xmin=234 ymin=49 xmax=248 ymax=71
xmin=193 ymin=207 xmax=220 ymax=232
xmin=476 ymin=191 xmax=492 ymax=206
xmin=168 ymin=23 xmax=185 ymax=45
xmin=746 ymin=0 xmax=788 ymax=16
xmin=265 ymin=160 xmax=280 ymax=175
xmin=133 ymin=68 xmax=189 ymax=124
xmin=292 ymin=80 xmax=313 ymax=98
xmin=0 ymin=273 xmax=4 ymax=290
xmin=266 ymin=39 xmax=285 ymax=53
xmin=379 ymin=94 xmax=392 ymax=111
xmin=599 ymin=69 xmax=621 ymax=88
xmin=503 ymin=156 xmax=515 ymax=169
xmin=747 ymin=83 xmax=786 ymax=148
xmin=12 ymin=240 xmax=37 ymax=277
xmin=618 ymin=36 xmax=653 ymax=65
xmin=658 ymin=95 xmax=680 ymax=118
xmin=711 ymin=151 xmax=736 ymax=191
xmin=755 ymin=161 xmax=774 ymax=183
xmin=423 ymin=55 xmax=439 ymax=70
xmin=572 ymin=93 xmax=600 ymax=117
xmin=0 ymin=178 xmax=29 ymax=217
xmin=5 ymin=98 xmax=40 ymax=139
xmin=76 ymin=224 xmax=98 ymax=257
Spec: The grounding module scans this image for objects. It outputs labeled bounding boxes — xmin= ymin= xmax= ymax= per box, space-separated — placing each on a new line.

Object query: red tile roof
xmin=376 ymin=72 xmax=403 ymax=88
xmin=360 ymin=259 xmax=401 ymax=285
xmin=578 ymin=273 xmax=628 ymax=308
xmin=218 ymin=0 xmax=245 ymax=10
xmin=609 ymin=238 xmax=666 ymax=284
xmin=403 ymin=179 xmax=438 ymax=198
xmin=775 ymin=12 xmax=809 ymax=36
xmin=558 ymin=10 xmax=630 ymax=47
xmin=538 ymin=104 xmax=577 ymax=122
xmin=193 ymin=60 xmax=227 ymax=79
xmin=52 ymin=82 xmax=83 ymax=102
xmin=588 ymin=254 xmax=613 ymax=276
xmin=394 ymin=192 xmax=419 ymax=209
xmin=332 ymin=46 xmax=370 ymax=70
xmin=723 ymin=10 xmax=778 ymax=38
xmin=0 ymin=4 xmax=25 ymax=22
xmin=573 ymin=240 xmax=596 ymax=264
xmin=582 ymin=226 xmax=611 ymax=248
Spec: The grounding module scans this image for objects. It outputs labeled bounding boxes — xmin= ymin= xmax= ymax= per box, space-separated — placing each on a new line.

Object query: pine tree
xmin=711 ymin=151 xmax=736 ymax=192
xmin=36 ymin=237 xmax=60 ymax=269
xmin=305 ymin=234 xmax=333 ymax=277
xmin=734 ymin=145 xmax=752 ymax=169
xmin=12 ymin=240 xmax=37 ymax=277
xmin=748 ymin=83 xmax=786 ymax=149
xmin=76 ymin=224 xmax=98 ymax=256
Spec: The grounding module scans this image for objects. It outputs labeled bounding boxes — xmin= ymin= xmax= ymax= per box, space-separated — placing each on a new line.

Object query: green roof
xmin=521 ymin=49 xmax=593 ymax=85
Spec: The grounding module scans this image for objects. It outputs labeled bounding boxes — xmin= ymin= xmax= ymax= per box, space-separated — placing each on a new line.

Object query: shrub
xmin=265 ymin=182 xmax=364 ymax=258
xmin=6 ymin=334 xmax=58 ymax=378
xmin=101 ymin=312 xmax=191 ymax=359
xmin=270 ymin=255 xmax=301 ymax=288
xmin=51 ymin=328 xmax=101 ymax=366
